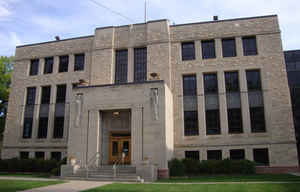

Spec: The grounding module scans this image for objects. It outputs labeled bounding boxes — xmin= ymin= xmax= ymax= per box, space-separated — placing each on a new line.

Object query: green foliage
xmin=0 ymin=157 xmax=66 ymax=175
xmin=168 ymin=158 xmax=256 ymax=176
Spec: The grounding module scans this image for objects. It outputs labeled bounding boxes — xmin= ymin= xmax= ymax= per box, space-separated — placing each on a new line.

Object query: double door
xmin=109 ymin=133 xmax=131 ymax=164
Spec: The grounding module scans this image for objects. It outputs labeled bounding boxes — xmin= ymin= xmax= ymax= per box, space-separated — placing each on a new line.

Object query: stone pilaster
xmin=218 ymin=71 xmax=228 ymax=135
xmin=239 ymin=69 xmax=251 ymax=134
xmin=131 ymin=107 xmax=143 ymax=166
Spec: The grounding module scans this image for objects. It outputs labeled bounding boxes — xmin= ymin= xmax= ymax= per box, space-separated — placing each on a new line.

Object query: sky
xmin=0 ymin=0 xmax=300 ymax=56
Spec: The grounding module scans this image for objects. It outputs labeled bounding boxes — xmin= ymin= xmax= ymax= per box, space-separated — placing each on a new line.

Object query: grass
xmin=158 ymin=174 xmax=300 ymax=183
xmin=0 ymin=172 xmax=51 ymax=178
xmin=82 ymin=183 xmax=300 ymax=192
xmin=0 ymin=179 xmax=64 ymax=192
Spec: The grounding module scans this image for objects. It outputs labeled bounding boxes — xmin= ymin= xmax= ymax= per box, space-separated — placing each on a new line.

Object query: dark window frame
xmin=253 ymin=148 xmax=269 ymax=166
xmin=37 ymin=117 xmax=48 ymax=139
xmin=184 ymin=111 xmax=199 ymax=136
xmin=29 ymin=59 xmax=39 ymax=76
xmin=115 ymin=49 xmax=128 ymax=84
xmin=225 ymin=71 xmax=240 ymax=92
xmin=230 ymin=149 xmax=245 ymax=160
xmin=59 ymin=55 xmax=69 ymax=73
xmin=20 ymin=152 xmax=29 ymax=159
xmin=23 ymin=117 xmax=33 ymax=139
xmin=51 ymin=152 xmax=62 ymax=161
xmin=185 ymin=151 xmax=200 ymax=160
xmin=246 ymin=69 xmax=262 ymax=91
xmin=227 ymin=108 xmax=243 ymax=134
xmin=242 ymin=36 xmax=258 ymax=56
xmin=222 ymin=38 xmax=237 ymax=57
xmin=182 ymin=42 xmax=195 ymax=61
xmin=183 ymin=75 xmax=197 ymax=96
xmin=201 ymin=39 xmax=216 ymax=59
xmin=204 ymin=73 xmax=218 ymax=94
xmin=74 ymin=53 xmax=85 ymax=71
xmin=26 ymin=87 xmax=36 ymax=105
xmin=41 ymin=86 xmax=51 ymax=104
xmin=207 ymin=150 xmax=222 ymax=160
xmin=44 ymin=57 xmax=53 ymax=74
xmin=56 ymin=84 xmax=67 ymax=103
xmin=250 ymin=106 xmax=266 ymax=133
xmin=53 ymin=116 xmax=64 ymax=139
xmin=35 ymin=152 xmax=45 ymax=159
xmin=205 ymin=109 xmax=221 ymax=135
xmin=134 ymin=47 xmax=147 ymax=82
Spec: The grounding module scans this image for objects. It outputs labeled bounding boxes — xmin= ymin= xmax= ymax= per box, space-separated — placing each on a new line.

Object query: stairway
xmin=65 ymin=165 xmax=142 ymax=182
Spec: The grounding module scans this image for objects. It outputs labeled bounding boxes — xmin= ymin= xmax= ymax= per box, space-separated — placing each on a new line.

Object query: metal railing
xmin=86 ymin=152 xmax=101 ymax=178
xmin=113 ymin=153 xmax=125 ymax=178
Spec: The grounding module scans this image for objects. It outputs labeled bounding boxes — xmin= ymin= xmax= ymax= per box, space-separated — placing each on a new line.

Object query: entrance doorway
xmin=109 ymin=132 xmax=131 ymax=164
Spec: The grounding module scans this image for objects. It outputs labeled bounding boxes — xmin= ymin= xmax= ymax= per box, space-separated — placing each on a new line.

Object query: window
xmin=183 ymin=75 xmax=198 ymax=136
xmin=56 ymin=84 xmax=66 ymax=103
xmin=207 ymin=150 xmax=222 ymax=160
xmin=53 ymin=117 xmax=64 ymax=138
xmin=204 ymin=73 xmax=220 ymax=135
xmin=26 ymin=87 xmax=36 ymax=105
xmin=74 ymin=53 xmax=85 ymax=71
xmin=59 ymin=55 xmax=69 ymax=72
xmin=246 ymin=70 xmax=262 ymax=91
xmin=204 ymin=74 xmax=218 ymax=93
xmin=134 ymin=47 xmax=147 ymax=82
xmin=20 ymin=152 xmax=29 ymax=159
xmin=115 ymin=50 xmax=128 ymax=84
xmin=35 ymin=152 xmax=45 ymax=159
xmin=183 ymin=75 xmax=197 ymax=96
xmin=44 ymin=57 xmax=53 ymax=74
xmin=250 ymin=107 xmax=266 ymax=132
xmin=246 ymin=69 xmax=266 ymax=132
xmin=29 ymin=59 xmax=39 ymax=76
xmin=225 ymin=72 xmax=239 ymax=92
xmin=51 ymin=152 xmax=62 ymax=161
xmin=230 ymin=149 xmax=245 ymax=160
xmin=253 ymin=148 xmax=269 ymax=166
xmin=185 ymin=151 xmax=199 ymax=160
xmin=202 ymin=40 xmax=216 ymax=59
xmin=37 ymin=117 xmax=48 ymax=139
xmin=242 ymin=36 xmax=257 ymax=56
xmin=222 ymin=38 xmax=236 ymax=57
xmin=182 ymin=42 xmax=195 ymax=61
xmin=184 ymin=111 xmax=199 ymax=136
xmin=41 ymin=86 xmax=51 ymax=104
xmin=225 ymin=71 xmax=243 ymax=133
xmin=23 ymin=118 xmax=33 ymax=139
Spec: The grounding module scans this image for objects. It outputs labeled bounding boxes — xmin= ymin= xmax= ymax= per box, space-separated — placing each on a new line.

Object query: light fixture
xmin=113 ymin=111 xmax=120 ymax=117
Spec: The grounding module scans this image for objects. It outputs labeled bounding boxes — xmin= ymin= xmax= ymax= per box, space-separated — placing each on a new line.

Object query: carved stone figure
xmin=150 ymin=88 xmax=159 ymax=120
xmin=75 ymin=93 xmax=83 ymax=127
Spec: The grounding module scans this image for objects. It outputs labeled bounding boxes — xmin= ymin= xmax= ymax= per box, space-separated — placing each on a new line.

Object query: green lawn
xmin=82 ymin=183 xmax=300 ymax=192
xmin=0 ymin=172 xmax=51 ymax=178
xmin=0 ymin=179 xmax=64 ymax=192
xmin=158 ymin=174 xmax=300 ymax=183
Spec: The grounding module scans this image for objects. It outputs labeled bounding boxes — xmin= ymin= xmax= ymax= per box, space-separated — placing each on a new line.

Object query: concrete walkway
xmin=0 ymin=176 xmax=111 ymax=192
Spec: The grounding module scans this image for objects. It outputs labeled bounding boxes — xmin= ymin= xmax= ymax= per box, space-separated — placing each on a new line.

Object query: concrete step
xmin=65 ymin=176 xmax=140 ymax=182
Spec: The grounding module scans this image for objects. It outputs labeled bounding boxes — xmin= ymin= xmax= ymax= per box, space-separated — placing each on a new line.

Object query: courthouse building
xmin=1 ymin=14 xmax=299 ymax=179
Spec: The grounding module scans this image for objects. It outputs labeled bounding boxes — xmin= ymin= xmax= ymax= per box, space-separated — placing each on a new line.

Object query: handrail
xmin=112 ymin=153 xmax=124 ymax=178
xmin=86 ymin=152 xmax=101 ymax=179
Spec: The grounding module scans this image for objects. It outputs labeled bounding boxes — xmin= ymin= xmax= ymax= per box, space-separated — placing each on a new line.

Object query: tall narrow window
xmin=246 ymin=70 xmax=266 ymax=132
xmin=202 ymin=40 xmax=216 ymax=59
xmin=29 ymin=59 xmax=39 ymax=76
xmin=23 ymin=87 xmax=36 ymax=139
xmin=183 ymin=75 xmax=198 ymax=136
xmin=204 ymin=73 xmax=220 ymax=135
xmin=242 ymin=36 xmax=257 ymax=56
xmin=74 ymin=53 xmax=85 ymax=71
xmin=115 ymin=50 xmax=128 ymax=84
xmin=56 ymin=84 xmax=67 ymax=103
xmin=41 ymin=86 xmax=51 ymax=104
xmin=53 ymin=117 xmax=64 ymax=138
xmin=225 ymin=72 xmax=243 ymax=133
xmin=51 ymin=152 xmax=62 ymax=161
xmin=182 ymin=42 xmax=195 ymax=61
xmin=134 ymin=47 xmax=147 ymax=82
xmin=44 ymin=57 xmax=53 ymax=74
xmin=59 ymin=55 xmax=69 ymax=72
xmin=222 ymin=38 xmax=236 ymax=57
xmin=37 ymin=117 xmax=48 ymax=139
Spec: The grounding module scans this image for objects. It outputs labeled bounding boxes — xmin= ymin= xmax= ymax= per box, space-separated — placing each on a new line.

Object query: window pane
xmin=20 ymin=152 xmax=29 ymax=159
xmin=228 ymin=108 xmax=243 ymax=133
xmin=38 ymin=117 xmax=48 ymax=139
xmin=225 ymin=72 xmax=239 ymax=92
xmin=35 ymin=152 xmax=45 ymax=159
xmin=222 ymin=38 xmax=236 ymax=57
xmin=59 ymin=55 xmax=69 ymax=72
xmin=41 ymin=86 xmax=51 ymax=104
xmin=246 ymin=70 xmax=262 ymax=91
xmin=202 ymin=40 xmax=216 ymax=59
xmin=53 ymin=116 xmax=64 ymax=138
xmin=112 ymin=141 xmax=119 ymax=156
xmin=250 ymin=107 xmax=266 ymax=132
xmin=243 ymin=36 xmax=257 ymax=56
xmin=183 ymin=75 xmax=197 ymax=96
xmin=30 ymin=59 xmax=39 ymax=76
xmin=204 ymin=73 xmax=218 ymax=94
xmin=74 ymin=53 xmax=85 ymax=71
xmin=185 ymin=151 xmax=199 ymax=160
xmin=253 ymin=148 xmax=269 ymax=166
xmin=51 ymin=152 xmax=62 ymax=161
xmin=206 ymin=110 xmax=220 ymax=134
xmin=182 ymin=42 xmax=195 ymax=61
xmin=134 ymin=47 xmax=147 ymax=82
xmin=23 ymin=117 xmax=33 ymax=139
xmin=230 ymin=149 xmax=245 ymax=160
xmin=56 ymin=84 xmax=66 ymax=103
xmin=207 ymin=150 xmax=222 ymax=160
xmin=26 ymin=87 xmax=36 ymax=105
xmin=44 ymin=57 xmax=53 ymax=74
xmin=184 ymin=111 xmax=199 ymax=136
xmin=115 ymin=50 xmax=128 ymax=83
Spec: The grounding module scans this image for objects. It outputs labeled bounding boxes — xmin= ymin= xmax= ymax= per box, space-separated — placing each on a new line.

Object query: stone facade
xmin=1 ymin=15 xmax=298 ymax=177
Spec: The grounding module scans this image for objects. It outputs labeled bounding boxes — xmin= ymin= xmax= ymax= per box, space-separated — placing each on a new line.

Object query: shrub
xmin=168 ymin=158 xmax=256 ymax=176
xmin=168 ymin=158 xmax=185 ymax=176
